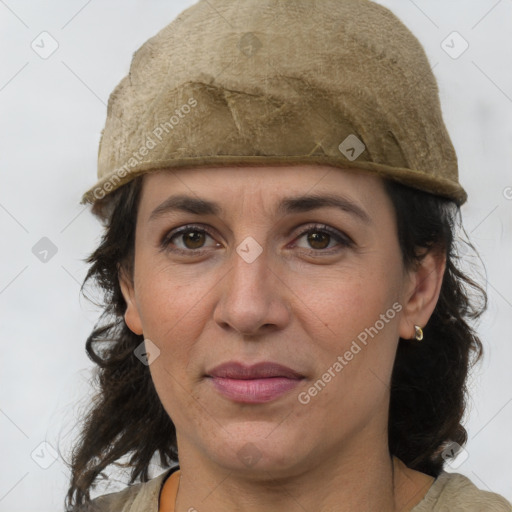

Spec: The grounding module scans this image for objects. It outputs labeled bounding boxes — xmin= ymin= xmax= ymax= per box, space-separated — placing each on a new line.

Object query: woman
xmin=66 ymin=0 xmax=511 ymax=510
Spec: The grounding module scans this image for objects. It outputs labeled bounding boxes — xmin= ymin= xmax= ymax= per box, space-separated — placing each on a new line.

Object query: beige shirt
xmin=79 ymin=466 xmax=512 ymax=512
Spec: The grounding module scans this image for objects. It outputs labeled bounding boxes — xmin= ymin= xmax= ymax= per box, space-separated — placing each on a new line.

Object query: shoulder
xmin=72 ymin=467 xmax=178 ymax=512
xmin=411 ymin=471 xmax=512 ymax=512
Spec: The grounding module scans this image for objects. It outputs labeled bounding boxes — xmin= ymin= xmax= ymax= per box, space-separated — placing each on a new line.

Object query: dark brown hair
xmin=64 ymin=174 xmax=486 ymax=510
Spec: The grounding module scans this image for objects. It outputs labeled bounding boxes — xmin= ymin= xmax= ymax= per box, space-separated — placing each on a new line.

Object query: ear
xmin=118 ymin=265 xmax=143 ymax=336
xmin=398 ymin=247 xmax=446 ymax=340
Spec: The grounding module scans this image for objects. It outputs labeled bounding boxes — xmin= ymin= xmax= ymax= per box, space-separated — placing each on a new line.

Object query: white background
xmin=1 ymin=1 xmax=511 ymax=510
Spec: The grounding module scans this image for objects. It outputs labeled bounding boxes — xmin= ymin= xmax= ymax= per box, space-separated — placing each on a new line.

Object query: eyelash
xmin=160 ymin=223 xmax=353 ymax=256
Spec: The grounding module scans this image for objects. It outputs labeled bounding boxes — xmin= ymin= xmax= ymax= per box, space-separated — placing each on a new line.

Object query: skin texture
xmin=120 ymin=165 xmax=444 ymax=512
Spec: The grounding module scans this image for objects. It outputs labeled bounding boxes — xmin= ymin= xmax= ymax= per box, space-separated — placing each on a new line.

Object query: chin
xmin=203 ymin=425 xmax=310 ymax=478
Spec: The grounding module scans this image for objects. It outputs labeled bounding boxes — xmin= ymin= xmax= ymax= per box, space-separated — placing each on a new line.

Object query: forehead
xmin=143 ymin=165 xmax=384 ymax=202
xmin=138 ymin=164 xmax=392 ymax=222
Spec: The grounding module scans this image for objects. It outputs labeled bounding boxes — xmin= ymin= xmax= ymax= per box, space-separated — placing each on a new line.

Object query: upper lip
xmin=207 ymin=361 xmax=304 ymax=380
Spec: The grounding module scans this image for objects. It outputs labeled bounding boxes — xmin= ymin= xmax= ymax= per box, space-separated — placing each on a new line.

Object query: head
xmin=66 ymin=0 xmax=486 ymax=508
xmin=65 ymin=164 xmax=485 ymax=508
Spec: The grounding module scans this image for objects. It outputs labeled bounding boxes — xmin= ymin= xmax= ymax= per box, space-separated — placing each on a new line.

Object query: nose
xmin=213 ymin=243 xmax=292 ymax=337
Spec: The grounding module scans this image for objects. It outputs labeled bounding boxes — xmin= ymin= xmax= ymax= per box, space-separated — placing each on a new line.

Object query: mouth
xmin=206 ymin=361 xmax=305 ymax=404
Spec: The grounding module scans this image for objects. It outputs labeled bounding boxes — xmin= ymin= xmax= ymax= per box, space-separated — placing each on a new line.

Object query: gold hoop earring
xmin=414 ymin=325 xmax=423 ymax=341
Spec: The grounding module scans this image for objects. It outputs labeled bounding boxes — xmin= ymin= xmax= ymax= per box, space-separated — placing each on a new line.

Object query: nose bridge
xmin=231 ymin=237 xmax=271 ymax=292
xmin=229 ymin=236 xmax=273 ymax=302
xmin=214 ymin=234 xmax=290 ymax=334
xmin=229 ymin=206 xmax=273 ymax=290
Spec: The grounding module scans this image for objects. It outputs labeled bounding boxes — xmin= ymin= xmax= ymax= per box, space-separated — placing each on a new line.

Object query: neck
xmin=173 ymin=444 xmax=433 ymax=512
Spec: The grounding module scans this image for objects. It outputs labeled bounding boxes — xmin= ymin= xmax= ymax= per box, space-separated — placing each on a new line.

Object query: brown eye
xmin=307 ymin=232 xmax=331 ymax=250
xmin=181 ymin=230 xmax=206 ymax=249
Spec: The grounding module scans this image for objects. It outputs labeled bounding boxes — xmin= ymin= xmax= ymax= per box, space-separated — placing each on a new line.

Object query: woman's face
xmin=120 ymin=165 xmax=439 ymax=476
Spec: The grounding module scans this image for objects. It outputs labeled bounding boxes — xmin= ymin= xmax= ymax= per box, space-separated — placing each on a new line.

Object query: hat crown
xmin=83 ymin=0 xmax=465 ymax=205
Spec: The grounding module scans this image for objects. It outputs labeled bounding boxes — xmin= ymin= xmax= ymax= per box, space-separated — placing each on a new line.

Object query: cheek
xmin=134 ymin=270 xmax=210 ymax=423
xmin=295 ymin=259 xmax=402 ymax=342
xmin=297 ymin=255 xmax=404 ymax=403
xmin=296 ymin=274 xmax=402 ymax=430
xmin=131 ymin=261 xmax=210 ymax=380
xmin=134 ymin=253 xmax=208 ymax=328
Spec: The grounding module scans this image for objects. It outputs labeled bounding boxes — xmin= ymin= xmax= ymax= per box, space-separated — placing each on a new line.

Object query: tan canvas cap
xmin=81 ymin=0 xmax=467 ymax=205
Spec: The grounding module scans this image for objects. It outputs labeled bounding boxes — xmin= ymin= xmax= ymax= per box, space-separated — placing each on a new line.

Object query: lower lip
xmin=208 ymin=377 xmax=302 ymax=403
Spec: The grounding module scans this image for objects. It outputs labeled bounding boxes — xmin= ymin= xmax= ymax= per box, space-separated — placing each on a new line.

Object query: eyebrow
xmin=148 ymin=193 xmax=371 ymax=224
xmin=277 ymin=193 xmax=371 ymax=224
